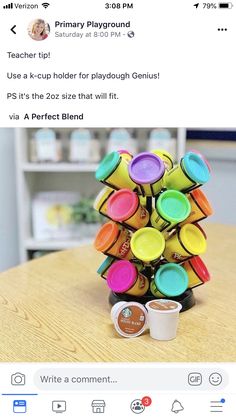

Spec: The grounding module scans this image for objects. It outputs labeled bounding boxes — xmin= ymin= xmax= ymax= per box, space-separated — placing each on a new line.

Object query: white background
xmin=0 ymin=0 xmax=236 ymax=126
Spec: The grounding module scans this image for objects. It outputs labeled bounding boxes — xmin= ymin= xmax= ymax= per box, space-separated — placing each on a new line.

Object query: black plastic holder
xmin=108 ymin=196 xmax=196 ymax=313
xmin=109 ymin=289 xmax=195 ymax=313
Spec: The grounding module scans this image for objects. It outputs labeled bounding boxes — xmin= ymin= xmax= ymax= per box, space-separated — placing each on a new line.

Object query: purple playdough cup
xmin=128 ymin=152 xmax=165 ymax=196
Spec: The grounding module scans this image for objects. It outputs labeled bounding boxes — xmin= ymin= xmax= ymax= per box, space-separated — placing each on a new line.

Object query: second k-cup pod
xmin=151 ymin=263 xmax=189 ymax=297
xmin=128 ymin=152 xmax=165 ymax=196
xmin=151 ymin=190 xmax=191 ymax=232
xmin=163 ymin=223 xmax=207 ymax=263
xmin=111 ymin=301 xmax=148 ymax=338
xmin=183 ymin=256 xmax=210 ymax=288
xmin=107 ymin=260 xmax=149 ymax=296
xmin=95 ymin=151 xmax=136 ymax=190
xmin=131 ymin=227 xmax=165 ymax=264
xmin=145 ymin=299 xmax=182 ymax=340
xmin=107 ymin=188 xmax=149 ymax=230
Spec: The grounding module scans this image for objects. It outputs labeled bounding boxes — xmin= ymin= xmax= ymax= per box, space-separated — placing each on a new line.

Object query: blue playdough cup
xmin=164 ymin=152 xmax=210 ymax=193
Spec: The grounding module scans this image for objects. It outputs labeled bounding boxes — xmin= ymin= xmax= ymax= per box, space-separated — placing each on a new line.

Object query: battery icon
xmin=218 ymin=2 xmax=233 ymax=7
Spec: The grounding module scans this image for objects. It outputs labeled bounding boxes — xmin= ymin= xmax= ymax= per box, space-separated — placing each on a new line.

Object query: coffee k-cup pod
xmin=111 ymin=301 xmax=148 ymax=338
xmin=146 ymin=299 xmax=182 ymax=340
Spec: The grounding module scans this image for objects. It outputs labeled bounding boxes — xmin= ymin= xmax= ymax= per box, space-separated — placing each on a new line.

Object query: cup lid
xmin=94 ymin=221 xmax=119 ymax=253
xmin=97 ymin=256 xmax=114 ymax=275
xmin=95 ymin=151 xmax=120 ymax=181
xmin=179 ymin=223 xmax=207 ymax=255
xmin=107 ymin=189 xmax=139 ymax=222
xmin=189 ymin=149 xmax=212 ymax=172
xmin=146 ymin=299 xmax=182 ymax=313
xmin=190 ymin=188 xmax=213 ymax=216
xmin=154 ymin=263 xmax=189 ymax=297
xmin=131 ymin=228 xmax=165 ymax=262
xmin=129 ymin=152 xmax=165 ymax=184
xmin=107 ymin=260 xmax=137 ymax=293
xmin=183 ymin=152 xmax=210 ymax=184
xmin=157 ymin=190 xmax=191 ymax=222
xmin=187 ymin=256 xmax=210 ymax=283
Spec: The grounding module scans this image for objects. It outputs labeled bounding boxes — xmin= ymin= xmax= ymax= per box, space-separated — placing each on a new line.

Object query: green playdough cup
xmin=151 ymin=190 xmax=191 ymax=232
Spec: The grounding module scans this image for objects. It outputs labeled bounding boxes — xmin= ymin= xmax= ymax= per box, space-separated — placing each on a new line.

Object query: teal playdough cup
xmin=151 ymin=263 xmax=189 ymax=297
xmin=95 ymin=151 xmax=136 ymax=190
xmin=151 ymin=190 xmax=191 ymax=232
xmin=164 ymin=152 xmax=210 ymax=193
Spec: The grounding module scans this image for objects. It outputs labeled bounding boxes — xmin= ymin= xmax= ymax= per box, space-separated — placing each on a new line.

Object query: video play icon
xmin=52 ymin=401 xmax=66 ymax=413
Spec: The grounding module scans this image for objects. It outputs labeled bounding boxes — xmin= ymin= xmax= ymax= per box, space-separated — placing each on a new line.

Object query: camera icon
xmin=11 ymin=372 xmax=26 ymax=386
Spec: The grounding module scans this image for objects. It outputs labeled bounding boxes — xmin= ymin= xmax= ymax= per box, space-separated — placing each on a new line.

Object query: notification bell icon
xmin=171 ymin=400 xmax=184 ymax=413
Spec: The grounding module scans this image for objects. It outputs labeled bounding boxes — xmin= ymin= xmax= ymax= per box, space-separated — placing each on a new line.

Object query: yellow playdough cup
xmin=93 ymin=186 xmax=114 ymax=217
xmin=131 ymin=227 xmax=165 ymax=264
xmin=95 ymin=151 xmax=136 ymax=191
xmin=163 ymin=223 xmax=207 ymax=263
xmin=94 ymin=221 xmax=134 ymax=260
xmin=152 ymin=149 xmax=174 ymax=171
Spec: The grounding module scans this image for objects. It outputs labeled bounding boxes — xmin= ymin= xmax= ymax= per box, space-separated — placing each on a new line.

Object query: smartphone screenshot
xmin=0 ymin=0 xmax=235 ymax=417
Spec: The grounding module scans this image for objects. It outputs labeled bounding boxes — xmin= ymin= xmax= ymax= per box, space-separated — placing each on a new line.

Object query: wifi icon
xmin=42 ymin=2 xmax=50 ymax=8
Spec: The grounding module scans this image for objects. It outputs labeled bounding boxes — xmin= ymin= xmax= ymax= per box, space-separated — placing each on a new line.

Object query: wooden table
xmin=0 ymin=223 xmax=235 ymax=362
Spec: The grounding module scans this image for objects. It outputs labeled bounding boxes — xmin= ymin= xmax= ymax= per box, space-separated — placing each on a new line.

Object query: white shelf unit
xmin=15 ymin=127 xmax=186 ymax=263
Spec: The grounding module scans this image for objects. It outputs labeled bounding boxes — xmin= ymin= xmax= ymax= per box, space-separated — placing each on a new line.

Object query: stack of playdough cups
xmin=94 ymin=148 xmax=213 ymax=327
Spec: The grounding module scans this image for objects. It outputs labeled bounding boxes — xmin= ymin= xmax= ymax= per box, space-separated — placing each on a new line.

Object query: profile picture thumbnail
xmin=28 ymin=19 xmax=50 ymax=41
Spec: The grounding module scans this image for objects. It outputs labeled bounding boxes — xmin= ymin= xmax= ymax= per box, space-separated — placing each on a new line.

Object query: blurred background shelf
xmin=22 ymin=163 xmax=99 ymax=172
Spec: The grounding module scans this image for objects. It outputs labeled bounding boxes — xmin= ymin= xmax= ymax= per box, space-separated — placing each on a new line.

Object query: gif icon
xmin=188 ymin=373 xmax=202 ymax=386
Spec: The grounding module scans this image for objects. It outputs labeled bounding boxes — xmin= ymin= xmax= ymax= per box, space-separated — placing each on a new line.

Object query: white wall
xmin=0 ymin=129 xmax=19 ymax=271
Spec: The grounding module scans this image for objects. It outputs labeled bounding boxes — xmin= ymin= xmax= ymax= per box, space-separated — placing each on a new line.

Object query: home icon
xmin=91 ymin=400 xmax=106 ymax=413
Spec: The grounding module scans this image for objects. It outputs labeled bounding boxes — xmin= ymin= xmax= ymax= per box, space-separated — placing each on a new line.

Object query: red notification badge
xmin=141 ymin=396 xmax=152 ymax=407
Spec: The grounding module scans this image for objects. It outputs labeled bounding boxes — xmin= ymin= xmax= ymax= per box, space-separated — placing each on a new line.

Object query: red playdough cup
xmin=94 ymin=221 xmax=134 ymax=260
xmin=107 ymin=188 xmax=149 ymax=230
xmin=183 ymin=256 xmax=210 ymax=288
